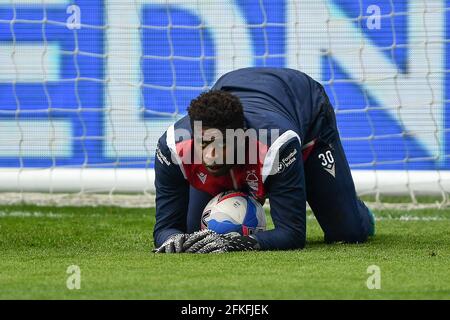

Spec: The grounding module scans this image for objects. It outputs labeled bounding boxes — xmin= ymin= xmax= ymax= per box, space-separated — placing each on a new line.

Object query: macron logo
xmin=324 ymin=163 xmax=336 ymax=178
xmin=197 ymin=172 xmax=207 ymax=184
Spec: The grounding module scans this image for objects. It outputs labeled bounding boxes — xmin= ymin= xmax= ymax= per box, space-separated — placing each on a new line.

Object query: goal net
xmin=0 ymin=0 xmax=448 ymax=209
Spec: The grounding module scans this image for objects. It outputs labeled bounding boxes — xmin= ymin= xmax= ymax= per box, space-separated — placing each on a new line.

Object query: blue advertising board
xmin=0 ymin=0 xmax=448 ymax=170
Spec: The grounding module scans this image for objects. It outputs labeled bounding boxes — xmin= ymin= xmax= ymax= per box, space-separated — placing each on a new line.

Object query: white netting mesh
xmin=0 ymin=0 xmax=449 ymax=208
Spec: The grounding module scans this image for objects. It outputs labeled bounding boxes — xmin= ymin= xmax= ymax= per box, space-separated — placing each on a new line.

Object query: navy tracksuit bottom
xmin=303 ymin=102 xmax=374 ymax=243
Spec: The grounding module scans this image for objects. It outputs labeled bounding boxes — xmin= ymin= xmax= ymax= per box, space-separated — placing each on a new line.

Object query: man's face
xmin=195 ymin=128 xmax=233 ymax=176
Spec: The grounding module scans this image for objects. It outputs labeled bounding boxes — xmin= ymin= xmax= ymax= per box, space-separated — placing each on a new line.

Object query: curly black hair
xmin=187 ymin=90 xmax=245 ymax=130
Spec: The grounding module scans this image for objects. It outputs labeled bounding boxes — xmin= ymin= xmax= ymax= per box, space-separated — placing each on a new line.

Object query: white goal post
xmin=1 ymin=168 xmax=450 ymax=196
xmin=0 ymin=0 xmax=449 ymax=208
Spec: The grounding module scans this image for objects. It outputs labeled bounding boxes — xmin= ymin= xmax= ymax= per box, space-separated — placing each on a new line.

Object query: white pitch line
xmin=305 ymin=215 xmax=450 ymax=221
xmin=0 ymin=211 xmax=65 ymax=218
xmin=0 ymin=210 xmax=449 ymax=221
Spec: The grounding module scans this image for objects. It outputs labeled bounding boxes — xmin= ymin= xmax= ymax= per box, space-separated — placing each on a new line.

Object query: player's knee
xmin=287 ymin=230 xmax=306 ymax=249
xmin=325 ymin=228 xmax=369 ymax=244
xmin=325 ymin=204 xmax=375 ymax=244
xmin=263 ymin=229 xmax=305 ymax=250
xmin=290 ymin=237 xmax=306 ymax=249
xmin=345 ymin=231 xmax=369 ymax=244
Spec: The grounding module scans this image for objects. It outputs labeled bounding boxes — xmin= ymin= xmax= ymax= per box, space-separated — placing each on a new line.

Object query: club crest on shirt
xmin=245 ymin=170 xmax=259 ymax=192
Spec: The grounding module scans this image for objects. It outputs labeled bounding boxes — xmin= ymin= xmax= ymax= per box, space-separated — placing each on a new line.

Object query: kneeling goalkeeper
xmin=153 ymin=67 xmax=375 ymax=253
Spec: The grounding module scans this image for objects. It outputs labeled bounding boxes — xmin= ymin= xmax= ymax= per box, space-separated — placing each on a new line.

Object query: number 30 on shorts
xmin=318 ymin=150 xmax=335 ymax=167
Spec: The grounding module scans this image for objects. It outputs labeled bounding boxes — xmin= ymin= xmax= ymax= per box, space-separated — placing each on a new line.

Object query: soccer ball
xmin=201 ymin=191 xmax=266 ymax=236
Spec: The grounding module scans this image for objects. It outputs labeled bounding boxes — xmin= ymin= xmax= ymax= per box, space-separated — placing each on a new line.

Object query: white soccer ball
xmin=201 ymin=191 xmax=266 ymax=236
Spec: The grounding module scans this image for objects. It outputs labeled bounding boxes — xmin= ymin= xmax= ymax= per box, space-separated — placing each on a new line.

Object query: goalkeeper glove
xmin=153 ymin=233 xmax=190 ymax=253
xmin=182 ymin=229 xmax=222 ymax=253
xmin=153 ymin=229 xmax=219 ymax=253
xmin=153 ymin=230 xmax=261 ymax=253
xmin=188 ymin=232 xmax=260 ymax=253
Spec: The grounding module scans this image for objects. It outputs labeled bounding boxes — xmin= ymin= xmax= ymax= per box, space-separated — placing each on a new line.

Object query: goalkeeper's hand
xmin=182 ymin=229 xmax=223 ymax=253
xmin=185 ymin=231 xmax=261 ymax=253
xmin=153 ymin=229 xmax=220 ymax=253
xmin=152 ymin=233 xmax=190 ymax=253
xmin=153 ymin=229 xmax=260 ymax=253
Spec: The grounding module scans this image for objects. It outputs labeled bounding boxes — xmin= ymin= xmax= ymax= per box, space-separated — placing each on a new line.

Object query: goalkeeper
xmin=153 ymin=67 xmax=375 ymax=253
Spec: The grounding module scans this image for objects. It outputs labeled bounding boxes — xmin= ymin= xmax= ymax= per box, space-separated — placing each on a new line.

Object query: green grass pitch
xmin=0 ymin=204 xmax=449 ymax=299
